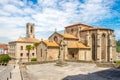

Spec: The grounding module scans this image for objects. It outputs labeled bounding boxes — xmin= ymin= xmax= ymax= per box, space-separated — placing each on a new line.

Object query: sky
xmin=0 ymin=0 xmax=120 ymax=43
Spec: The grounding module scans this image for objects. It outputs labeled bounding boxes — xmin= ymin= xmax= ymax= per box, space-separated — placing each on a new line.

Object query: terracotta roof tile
xmin=77 ymin=42 xmax=90 ymax=49
xmin=56 ymin=32 xmax=78 ymax=39
xmin=0 ymin=44 xmax=8 ymax=50
xmin=17 ymin=37 xmax=39 ymax=43
xmin=42 ymin=40 xmax=59 ymax=47
xmin=62 ymin=34 xmax=78 ymax=39
xmin=81 ymin=27 xmax=113 ymax=31
xmin=68 ymin=42 xmax=90 ymax=49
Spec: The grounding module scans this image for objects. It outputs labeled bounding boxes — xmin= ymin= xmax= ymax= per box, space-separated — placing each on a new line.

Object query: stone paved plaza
xmin=25 ymin=62 xmax=120 ymax=80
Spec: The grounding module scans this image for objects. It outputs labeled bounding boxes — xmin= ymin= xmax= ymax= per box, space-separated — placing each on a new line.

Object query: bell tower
xmin=26 ymin=23 xmax=35 ymax=38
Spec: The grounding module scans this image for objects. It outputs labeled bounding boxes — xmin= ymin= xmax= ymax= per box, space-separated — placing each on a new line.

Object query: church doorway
xmin=68 ymin=49 xmax=79 ymax=60
xmin=92 ymin=34 xmax=97 ymax=61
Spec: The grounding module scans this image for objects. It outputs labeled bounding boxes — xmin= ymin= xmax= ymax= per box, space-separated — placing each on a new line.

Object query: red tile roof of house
xmin=0 ymin=44 xmax=8 ymax=50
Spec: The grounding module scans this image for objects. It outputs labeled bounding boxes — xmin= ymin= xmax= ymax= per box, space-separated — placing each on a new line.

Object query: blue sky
xmin=0 ymin=0 xmax=120 ymax=43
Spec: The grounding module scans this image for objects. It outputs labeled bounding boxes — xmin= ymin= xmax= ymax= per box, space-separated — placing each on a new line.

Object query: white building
xmin=0 ymin=44 xmax=8 ymax=54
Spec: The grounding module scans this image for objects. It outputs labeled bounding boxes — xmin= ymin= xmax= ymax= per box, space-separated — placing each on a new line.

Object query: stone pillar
xmin=97 ymin=30 xmax=101 ymax=62
xmin=112 ymin=34 xmax=116 ymax=61
xmin=86 ymin=31 xmax=90 ymax=46
xmin=77 ymin=26 xmax=81 ymax=41
xmin=109 ymin=32 xmax=113 ymax=62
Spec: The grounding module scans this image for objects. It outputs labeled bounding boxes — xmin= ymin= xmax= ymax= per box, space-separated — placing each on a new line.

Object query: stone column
xmin=109 ymin=32 xmax=113 ymax=62
xmin=86 ymin=31 xmax=90 ymax=46
xmin=97 ymin=30 xmax=101 ymax=62
xmin=77 ymin=26 xmax=81 ymax=41
xmin=112 ymin=34 xmax=116 ymax=61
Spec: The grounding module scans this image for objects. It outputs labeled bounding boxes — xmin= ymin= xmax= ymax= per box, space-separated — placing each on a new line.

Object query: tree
xmin=116 ymin=40 xmax=120 ymax=52
xmin=0 ymin=54 xmax=11 ymax=64
xmin=33 ymin=42 xmax=39 ymax=57
xmin=26 ymin=45 xmax=32 ymax=62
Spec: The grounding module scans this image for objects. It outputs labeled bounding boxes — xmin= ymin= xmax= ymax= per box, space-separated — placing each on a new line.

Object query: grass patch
xmin=115 ymin=60 xmax=120 ymax=65
xmin=31 ymin=58 xmax=37 ymax=61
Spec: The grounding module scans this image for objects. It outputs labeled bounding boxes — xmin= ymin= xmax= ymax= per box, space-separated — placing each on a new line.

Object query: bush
xmin=115 ymin=60 xmax=120 ymax=65
xmin=0 ymin=54 xmax=11 ymax=64
xmin=31 ymin=58 xmax=37 ymax=61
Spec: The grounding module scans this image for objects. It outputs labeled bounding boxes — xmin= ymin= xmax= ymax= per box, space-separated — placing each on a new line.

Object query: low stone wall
xmin=95 ymin=62 xmax=116 ymax=68
xmin=21 ymin=60 xmax=95 ymax=65
xmin=22 ymin=60 xmax=57 ymax=65
xmin=65 ymin=60 xmax=94 ymax=63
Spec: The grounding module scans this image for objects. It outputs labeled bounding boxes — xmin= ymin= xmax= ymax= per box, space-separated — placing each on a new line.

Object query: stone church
xmin=37 ymin=23 xmax=116 ymax=62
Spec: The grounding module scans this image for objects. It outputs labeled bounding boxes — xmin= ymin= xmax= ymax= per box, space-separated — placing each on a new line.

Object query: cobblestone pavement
xmin=26 ymin=62 xmax=119 ymax=80
xmin=0 ymin=65 xmax=13 ymax=80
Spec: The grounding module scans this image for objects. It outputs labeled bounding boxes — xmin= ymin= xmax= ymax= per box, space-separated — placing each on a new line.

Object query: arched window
xmin=31 ymin=26 xmax=33 ymax=33
xmin=54 ymin=36 xmax=58 ymax=42
xmin=21 ymin=46 xmax=23 ymax=50
xmin=41 ymin=49 xmax=42 ymax=57
xmin=71 ymin=29 xmax=74 ymax=33
xmin=26 ymin=53 xmax=29 ymax=56
xmin=32 ymin=53 xmax=34 ymax=56
xmin=20 ymin=53 xmax=23 ymax=57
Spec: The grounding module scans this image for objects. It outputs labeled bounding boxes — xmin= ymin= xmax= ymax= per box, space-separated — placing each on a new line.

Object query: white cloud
xmin=77 ymin=0 xmax=114 ymax=23
xmin=0 ymin=0 xmax=117 ymax=43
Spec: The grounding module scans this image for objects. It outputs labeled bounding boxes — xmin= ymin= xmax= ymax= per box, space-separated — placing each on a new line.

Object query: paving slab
xmin=26 ymin=62 xmax=111 ymax=80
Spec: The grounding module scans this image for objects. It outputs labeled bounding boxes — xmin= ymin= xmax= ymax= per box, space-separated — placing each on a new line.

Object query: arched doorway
xmin=92 ymin=34 xmax=97 ymax=61
xmin=101 ymin=34 xmax=106 ymax=61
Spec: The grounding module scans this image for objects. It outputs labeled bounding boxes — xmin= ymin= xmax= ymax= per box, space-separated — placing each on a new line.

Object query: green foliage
xmin=26 ymin=45 xmax=32 ymax=62
xmin=116 ymin=46 xmax=120 ymax=52
xmin=116 ymin=40 xmax=120 ymax=52
xmin=0 ymin=54 xmax=11 ymax=63
xmin=26 ymin=45 xmax=32 ymax=52
xmin=115 ymin=60 xmax=120 ymax=65
xmin=31 ymin=58 xmax=37 ymax=61
xmin=34 ymin=42 xmax=39 ymax=48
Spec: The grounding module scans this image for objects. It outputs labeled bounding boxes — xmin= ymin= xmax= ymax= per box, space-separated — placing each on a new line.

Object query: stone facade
xmin=65 ymin=23 xmax=116 ymax=62
xmin=9 ymin=42 xmax=37 ymax=62
xmin=37 ymin=40 xmax=59 ymax=61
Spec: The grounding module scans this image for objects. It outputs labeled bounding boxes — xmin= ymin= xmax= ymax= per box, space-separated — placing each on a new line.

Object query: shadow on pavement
xmin=62 ymin=68 xmax=120 ymax=80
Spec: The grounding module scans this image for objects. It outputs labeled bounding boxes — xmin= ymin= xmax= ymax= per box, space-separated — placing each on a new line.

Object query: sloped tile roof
xmin=17 ymin=37 xmax=39 ymax=43
xmin=68 ymin=42 xmax=90 ymax=49
xmin=81 ymin=27 xmax=113 ymax=31
xmin=61 ymin=34 xmax=78 ymax=39
xmin=42 ymin=40 xmax=59 ymax=47
xmin=56 ymin=32 xmax=78 ymax=39
xmin=0 ymin=44 xmax=8 ymax=50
